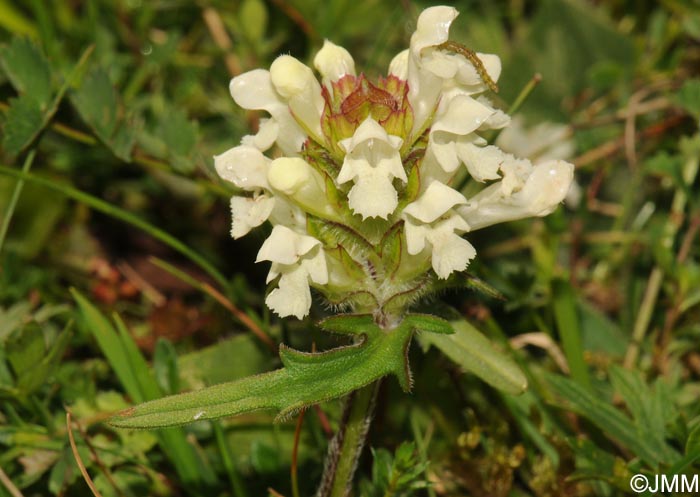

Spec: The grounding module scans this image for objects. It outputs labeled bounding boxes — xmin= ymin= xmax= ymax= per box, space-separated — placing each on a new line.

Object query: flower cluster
xmin=215 ymin=6 xmax=574 ymax=323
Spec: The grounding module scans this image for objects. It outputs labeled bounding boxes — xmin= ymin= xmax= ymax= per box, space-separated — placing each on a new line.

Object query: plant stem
xmin=0 ymin=151 xmax=35 ymax=256
xmin=317 ymin=380 xmax=381 ymax=497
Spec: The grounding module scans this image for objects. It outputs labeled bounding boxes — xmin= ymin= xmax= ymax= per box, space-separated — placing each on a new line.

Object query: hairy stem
xmin=316 ymin=380 xmax=381 ymax=497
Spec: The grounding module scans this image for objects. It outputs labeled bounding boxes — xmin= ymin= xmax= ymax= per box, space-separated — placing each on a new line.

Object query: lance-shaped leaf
xmin=109 ymin=314 xmax=450 ymax=429
xmin=420 ymin=319 xmax=527 ymax=395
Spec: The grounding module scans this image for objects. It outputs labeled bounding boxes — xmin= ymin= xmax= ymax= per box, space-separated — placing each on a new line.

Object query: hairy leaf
xmin=109 ymin=314 xmax=453 ymax=429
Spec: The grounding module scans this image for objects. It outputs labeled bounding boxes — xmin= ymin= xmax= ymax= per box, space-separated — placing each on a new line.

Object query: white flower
xmin=230 ymin=195 xmax=275 ymax=239
xmin=427 ymin=95 xmax=498 ymax=176
xmin=388 ymin=49 xmax=409 ymax=79
xmin=458 ymin=160 xmax=574 ymax=231
xmin=314 ymin=40 xmax=356 ymax=87
xmin=215 ymin=145 xmax=277 ymax=238
xmin=256 ymin=226 xmax=328 ymax=319
xmin=337 ymin=117 xmax=405 ymax=219
xmin=215 ymin=4 xmax=575 ymax=319
xmin=267 ymin=157 xmax=341 ymax=221
xmin=495 ymin=116 xmax=574 ymax=164
xmin=403 ymin=181 xmax=475 ymax=279
xmin=269 ymin=55 xmax=326 ymax=144
xmin=405 ymin=6 xmax=501 ymax=137
xmin=214 ymin=145 xmax=271 ymax=190
xmin=230 ymin=69 xmax=306 ymax=155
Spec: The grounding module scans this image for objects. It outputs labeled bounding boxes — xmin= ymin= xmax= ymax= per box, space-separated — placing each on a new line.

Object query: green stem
xmin=213 ymin=421 xmax=248 ymax=497
xmin=0 ymin=151 xmax=35 ymax=256
xmin=317 ymin=381 xmax=381 ymax=497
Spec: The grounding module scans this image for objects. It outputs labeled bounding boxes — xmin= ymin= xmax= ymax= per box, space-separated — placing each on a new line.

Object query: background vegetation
xmin=1 ymin=0 xmax=699 ymax=496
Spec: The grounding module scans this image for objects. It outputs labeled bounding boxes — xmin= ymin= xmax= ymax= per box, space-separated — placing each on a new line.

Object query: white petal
xmin=268 ymin=198 xmax=307 ymax=231
xmin=214 ymin=145 xmax=270 ymax=190
xmin=495 ymin=116 xmax=574 ymax=163
xmin=428 ymin=225 xmax=476 ymax=279
xmin=475 ymin=97 xmax=510 ymax=129
xmin=230 ymin=195 xmax=275 ymax=239
xmin=427 ymin=135 xmax=460 ymax=173
xmin=346 ymin=170 xmax=399 ymax=219
xmin=270 ymin=55 xmax=325 ymax=141
xmin=455 ymin=53 xmax=502 ymax=87
xmin=256 ymin=225 xmax=321 ymax=264
xmin=338 ymin=117 xmax=402 ymax=153
xmin=267 ymin=157 xmax=316 ymax=195
xmin=388 ymin=49 xmax=409 ymax=79
xmin=499 ymin=155 xmax=533 ymax=196
xmin=229 ymin=70 xmax=306 ymax=155
xmin=230 ymin=69 xmax=284 ymax=113
xmin=314 ymin=40 xmax=356 ymax=84
xmin=301 ymin=249 xmax=328 ymax=285
xmin=403 ymin=181 xmax=467 ymax=223
xmin=433 ymin=95 xmax=495 ymax=135
xmin=456 ymin=143 xmax=505 ymax=182
xmin=265 ymin=267 xmax=312 ymax=319
xmin=336 ymin=118 xmax=406 ymax=219
xmin=459 ymin=160 xmax=574 ymax=230
xmin=267 ymin=157 xmax=335 ymax=219
xmin=241 ymin=118 xmax=279 ymax=151
xmin=404 ymin=219 xmax=430 ymax=255
xmin=410 ymin=6 xmax=458 ymax=57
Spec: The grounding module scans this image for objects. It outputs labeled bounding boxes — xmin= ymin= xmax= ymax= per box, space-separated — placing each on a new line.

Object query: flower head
xmin=215 ymin=6 xmax=574 ymax=321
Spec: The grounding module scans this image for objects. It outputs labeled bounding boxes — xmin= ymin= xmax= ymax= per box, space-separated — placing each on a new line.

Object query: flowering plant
xmin=111 ymin=5 xmax=573 ymax=495
xmin=213 ymin=6 xmax=572 ymax=324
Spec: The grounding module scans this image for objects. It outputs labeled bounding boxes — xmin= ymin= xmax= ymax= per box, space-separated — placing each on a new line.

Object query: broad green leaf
xmin=109 ymin=314 xmax=439 ymax=429
xmin=71 ymin=68 xmax=117 ymax=139
xmin=0 ymin=37 xmax=51 ymax=108
xmin=6 ymin=323 xmax=44 ymax=386
xmin=402 ymin=314 xmax=453 ymax=335
xmin=109 ymin=124 xmax=137 ymax=162
xmin=70 ymin=67 xmax=135 ymax=161
xmin=1 ymin=96 xmax=43 ymax=155
xmin=158 ymin=107 xmax=198 ymax=159
xmin=420 ymin=319 xmax=527 ymax=395
xmin=9 ymin=321 xmax=72 ymax=395
xmin=546 ymin=373 xmax=675 ymax=469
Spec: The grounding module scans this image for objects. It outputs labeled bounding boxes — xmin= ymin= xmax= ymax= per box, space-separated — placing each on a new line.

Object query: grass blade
xmin=0 ymin=166 xmax=228 ymax=289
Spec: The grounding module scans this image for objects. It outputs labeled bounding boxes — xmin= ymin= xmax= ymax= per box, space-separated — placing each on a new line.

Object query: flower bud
xmin=268 ymin=158 xmax=340 ymax=221
xmin=314 ymin=40 xmax=356 ymax=85
xmin=270 ymin=55 xmax=326 ymax=143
